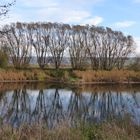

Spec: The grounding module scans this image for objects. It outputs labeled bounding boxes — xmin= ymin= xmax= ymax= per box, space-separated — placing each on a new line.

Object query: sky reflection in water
xmin=0 ymin=84 xmax=140 ymax=128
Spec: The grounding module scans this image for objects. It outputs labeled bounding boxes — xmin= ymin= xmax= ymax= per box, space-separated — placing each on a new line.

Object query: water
xmin=0 ymin=83 xmax=140 ymax=128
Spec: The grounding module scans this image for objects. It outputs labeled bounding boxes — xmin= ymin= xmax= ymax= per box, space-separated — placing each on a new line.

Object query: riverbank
xmin=0 ymin=68 xmax=140 ymax=84
xmin=0 ymin=118 xmax=140 ymax=140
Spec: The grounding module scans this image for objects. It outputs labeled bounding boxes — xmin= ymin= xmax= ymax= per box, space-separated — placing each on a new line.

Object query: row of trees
xmin=0 ymin=22 xmax=135 ymax=70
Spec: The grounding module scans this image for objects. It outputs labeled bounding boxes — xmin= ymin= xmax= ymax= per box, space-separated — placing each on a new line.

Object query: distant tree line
xmin=0 ymin=22 xmax=135 ymax=70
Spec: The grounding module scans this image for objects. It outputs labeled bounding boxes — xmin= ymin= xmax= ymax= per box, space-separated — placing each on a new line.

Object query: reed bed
xmin=0 ymin=69 xmax=140 ymax=83
xmin=0 ymin=69 xmax=47 ymax=81
xmin=74 ymin=70 xmax=140 ymax=83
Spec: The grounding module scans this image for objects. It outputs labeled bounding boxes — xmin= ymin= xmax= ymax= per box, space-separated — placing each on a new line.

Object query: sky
xmin=1 ymin=0 xmax=140 ymax=54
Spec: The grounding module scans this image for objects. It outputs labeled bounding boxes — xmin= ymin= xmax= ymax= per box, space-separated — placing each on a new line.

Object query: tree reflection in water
xmin=0 ymin=86 xmax=140 ymax=128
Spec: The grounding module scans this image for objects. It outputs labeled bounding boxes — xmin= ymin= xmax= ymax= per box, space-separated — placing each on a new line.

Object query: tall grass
xmin=0 ymin=118 xmax=140 ymax=140
xmin=0 ymin=69 xmax=140 ymax=83
xmin=0 ymin=69 xmax=47 ymax=81
xmin=74 ymin=70 xmax=140 ymax=83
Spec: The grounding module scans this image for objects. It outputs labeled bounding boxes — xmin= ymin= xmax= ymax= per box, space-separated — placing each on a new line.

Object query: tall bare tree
xmin=86 ymin=26 xmax=104 ymax=70
xmin=3 ymin=22 xmax=32 ymax=68
xmin=49 ymin=23 xmax=70 ymax=69
xmin=68 ymin=25 xmax=88 ymax=70
xmin=30 ymin=22 xmax=50 ymax=69
xmin=87 ymin=27 xmax=134 ymax=70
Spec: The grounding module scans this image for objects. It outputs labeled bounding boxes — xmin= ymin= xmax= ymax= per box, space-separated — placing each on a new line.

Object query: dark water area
xmin=0 ymin=83 xmax=140 ymax=128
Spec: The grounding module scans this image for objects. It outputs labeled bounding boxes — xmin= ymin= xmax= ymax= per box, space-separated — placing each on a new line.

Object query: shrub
xmin=0 ymin=50 xmax=8 ymax=68
xmin=47 ymin=70 xmax=65 ymax=78
xmin=127 ymin=57 xmax=140 ymax=71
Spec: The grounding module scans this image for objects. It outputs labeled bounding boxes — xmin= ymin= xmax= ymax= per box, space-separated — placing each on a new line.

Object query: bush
xmin=127 ymin=57 xmax=140 ymax=71
xmin=48 ymin=69 xmax=65 ymax=78
xmin=0 ymin=50 xmax=8 ymax=68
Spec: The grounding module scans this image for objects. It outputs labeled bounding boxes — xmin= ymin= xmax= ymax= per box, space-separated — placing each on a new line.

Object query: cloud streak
xmin=114 ymin=21 xmax=136 ymax=28
xmin=81 ymin=16 xmax=103 ymax=25
xmin=133 ymin=0 xmax=140 ymax=3
xmin=37 ymin=8 xmax=91 ymax=23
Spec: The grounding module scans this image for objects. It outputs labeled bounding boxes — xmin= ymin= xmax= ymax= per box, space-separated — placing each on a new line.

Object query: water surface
xmin=0 ymin=83 xmax=140 ymax=128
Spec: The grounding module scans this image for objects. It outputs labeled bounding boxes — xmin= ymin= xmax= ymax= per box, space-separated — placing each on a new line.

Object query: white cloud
xmin=19 ymin=0 xmax=103 ymax=8
xmin=82 ymin=16 xmax=103 ymax=25
xmin=37 ymin=7 xmax=103 ymax=25
xmin=37 ymin=7 xmax=92 ymax=23
xmin=133 ymin=0 xmax=140 ymax=3
xmin=62 ymin=11 xmax=91 ymax=23
xmin=2 ymin=0 xmax=104 ymax=25
xmin=0 ymin=12 xmax=23 ymax=25
xmin=19 ymin=0 xmax=57 ymax=7
xmin=114 ymin=21 xmax=136 ymax=28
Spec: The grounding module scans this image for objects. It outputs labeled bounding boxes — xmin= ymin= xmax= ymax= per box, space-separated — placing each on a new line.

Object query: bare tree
xmin=30 ymin=22 xmax=50 ymax=69
xmin=115 ymin=35 xmax=134 ymax=69
xmin=0 ymin=0 xmax=16 ymax=33
xmin=1 ymin=21 xmax=135 ymax=70
xmin=87 ymin=27 xmax=134 ymax=70
xmin=0 ymin=1 xmax=15 ymax=17
xmin=68 ymin=25 xmax=88 ymax=70
xmin=100 ymin=29 xmax=134 ymax=70
xmin=49 ymin=23 xmax=70 ymax=69
xmin=86 ymin=26 xmax=104 ymax=70
xmin=3 ymin=22 xmax=32 ymax=68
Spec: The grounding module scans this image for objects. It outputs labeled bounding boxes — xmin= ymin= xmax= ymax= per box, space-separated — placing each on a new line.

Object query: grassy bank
xmin=0 ymin=68 xmax=48 ymax=82
xmin=74 ymin=70 xmax=140 ymax=84
xmin=0 ymin=68 xmax=140 ymax=84
xmin=0 ymin=118 xmax=140 ymax=140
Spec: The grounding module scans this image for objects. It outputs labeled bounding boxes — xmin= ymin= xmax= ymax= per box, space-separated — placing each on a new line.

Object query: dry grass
xmin=74 ymin=70 xmax=140 ymax=83
xmin=98 ymin=119 xmax=140 ymax=140
xmin=0 ymin=118 xmax=140 ymax=140
xmin=0 ymin=124 xmax=82 ymax=140
xmin=0 ymin=70 xmax=25 ymax=81
xmin=0 ymin=69 xmax=140 ymax=83
xmin=0 ymin=69 xmax=47 ymax=81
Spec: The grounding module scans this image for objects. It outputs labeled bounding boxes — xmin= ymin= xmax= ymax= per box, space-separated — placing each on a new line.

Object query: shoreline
xmin=0 ymin=79 xmax=140 ymax=85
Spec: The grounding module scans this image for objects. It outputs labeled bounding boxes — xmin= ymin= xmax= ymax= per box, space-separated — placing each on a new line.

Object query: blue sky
xmin=1 ymin=0 xmax=140 ymax=53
